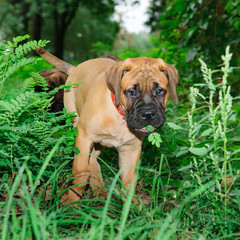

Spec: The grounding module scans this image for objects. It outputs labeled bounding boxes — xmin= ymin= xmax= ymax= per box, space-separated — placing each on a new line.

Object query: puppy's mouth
xmin=126 ymin=102 xmax=166 ymax=136
xmin=133 ymin=126 xmax=157 ymax=136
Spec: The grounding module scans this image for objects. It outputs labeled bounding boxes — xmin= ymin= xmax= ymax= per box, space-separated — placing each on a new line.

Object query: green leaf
xmin=148 ymin=132 xmax=162 ymax=148
xmin=178 ymin=164 xmax=192 ymax=172
xmin=3 ymin=173 xmax=9 ymax=182
xmin=145 ymin=125 xmax=154 ymax=131
xmin=235 ymin=161 xmax=240 ymax=169
xmin=167 ymin=122 xmax=183 ymax=130
xmin=74 ymin=147 xmax=80 ymax=155
xmin=188 ymin=147 xmax=208 ymax=156
xmin=148 ymin=134 xmax=154 ymax=141
xmin=154 ymin=133 xmax=162 ymax=142
xmin=176 ymin=150 xmax=188 ymax=157
xmin=190 ymin=124 xmax=203 ymax=136
xmin=200 ymin=128 xmax=212 ymax=137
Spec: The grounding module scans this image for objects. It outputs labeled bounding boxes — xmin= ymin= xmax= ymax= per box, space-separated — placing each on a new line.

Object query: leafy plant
xmin=0 ymin=34 xmax=48 ymax=91
xmin=0 ymin=35 xmax=77 ymax=185
xmin=148 ymin=132 xmax=162 ymax=148
xmin=166 ymin=47 xmax=240 ymax=237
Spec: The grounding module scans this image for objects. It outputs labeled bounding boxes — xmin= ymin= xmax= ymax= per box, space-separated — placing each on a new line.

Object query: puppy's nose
xmin=140 ymin=110 xmax=156 ymax=120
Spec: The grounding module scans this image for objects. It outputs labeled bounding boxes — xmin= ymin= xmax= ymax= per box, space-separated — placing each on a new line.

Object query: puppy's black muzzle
xmin=127 ymin=101 xmax=165 ymax=136
xmin=139 ymin=107 xmax=157 ymax=121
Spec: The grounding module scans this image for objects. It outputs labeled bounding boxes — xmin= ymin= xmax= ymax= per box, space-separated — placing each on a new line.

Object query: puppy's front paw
xmin=60 ymin=186 xmax=84 ymax=205
xmin=93 ymin=187 xmax=108 ymax=200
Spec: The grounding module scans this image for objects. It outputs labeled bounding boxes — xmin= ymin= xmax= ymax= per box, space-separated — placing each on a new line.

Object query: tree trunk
xmin=31 ymin=13 xmax=43 ymax=56
xmin=32 ymin=13 xmax=42 ymax=41
xmin=54 ymin=27 xmax=66 ymax=59
xmin=21 ymin=2 xmax=30 ymax=35
xmin=53 ymin=1 xmax=80 ymax=59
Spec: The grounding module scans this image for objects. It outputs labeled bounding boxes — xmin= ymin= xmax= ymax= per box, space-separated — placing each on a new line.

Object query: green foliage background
xmin=0 ymin=0 xmax=120 ymax=60
xmin=0 ymin=0 xmax=240 ymax=239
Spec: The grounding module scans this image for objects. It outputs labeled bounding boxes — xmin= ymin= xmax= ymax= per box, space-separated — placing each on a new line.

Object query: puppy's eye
xmin=161 ymin=69 xmax=168 ymax=77
xmin=156 ymin=88 xmax=166 ymax=96
xmin=126 ymin=89 xmax=138 ymax=97
xmin=122 ymin=70 xmax=128 ymax=78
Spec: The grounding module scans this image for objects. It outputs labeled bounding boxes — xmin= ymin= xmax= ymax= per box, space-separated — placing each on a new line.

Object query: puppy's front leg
xmin=118 ymin=142 xmax=142 ymax=195
xmin=67 ymin=127 xmax=92 ymax=203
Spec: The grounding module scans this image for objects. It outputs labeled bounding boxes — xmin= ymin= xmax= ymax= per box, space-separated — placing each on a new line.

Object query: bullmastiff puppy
xmin=35 ymin=47 xmax=178 ymax=203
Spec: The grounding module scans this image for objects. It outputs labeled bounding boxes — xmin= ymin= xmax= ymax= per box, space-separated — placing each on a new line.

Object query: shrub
xmin=0 ymin=35 xmax=77 ymax=191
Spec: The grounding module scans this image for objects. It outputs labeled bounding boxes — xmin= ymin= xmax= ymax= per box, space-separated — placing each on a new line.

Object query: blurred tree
xmin=0 ymin=0 xmax=121 ymax=59
xmin=145 ymin=0 xmax=240 ymax=92
xmin=146 ymin=0 xmax=240 ymax=64
xmin=145 ymin=0 xmax=168 ymax=32
xmin=60 ymin=5 xmax=120 ymax=62
xmin=47 ymin=0 xmax=80 ymax=58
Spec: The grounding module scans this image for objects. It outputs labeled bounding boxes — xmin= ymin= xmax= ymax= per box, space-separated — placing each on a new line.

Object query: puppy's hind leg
xmin=89 ymin=144 xmax=108 ymax=199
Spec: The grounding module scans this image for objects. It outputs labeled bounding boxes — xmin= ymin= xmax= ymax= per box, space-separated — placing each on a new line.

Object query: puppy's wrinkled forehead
xmin=121 ymin=57 xmax=169 ymax=90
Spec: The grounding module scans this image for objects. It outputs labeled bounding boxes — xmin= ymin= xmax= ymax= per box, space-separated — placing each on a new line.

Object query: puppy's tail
xmin=35 ymin=47 xmax=75 ymax=75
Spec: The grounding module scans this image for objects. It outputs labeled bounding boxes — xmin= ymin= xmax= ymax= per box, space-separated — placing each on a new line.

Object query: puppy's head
xmin=106 ymin=57 xmax=178 ymax=136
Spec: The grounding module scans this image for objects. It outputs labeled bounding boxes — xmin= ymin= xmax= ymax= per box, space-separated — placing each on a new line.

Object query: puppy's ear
xmin=105 ymin=62 xmax=126 ymax=106
xmin=166 ymin=64 xmax=179 ymax=104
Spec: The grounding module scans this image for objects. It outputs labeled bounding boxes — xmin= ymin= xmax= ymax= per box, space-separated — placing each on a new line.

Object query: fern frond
xmin=0 ymin=113 xmax=10 ymax=124
xmin=0 ymin=36 xmax=50 ymax=91
xmin=31 ymin=72 xmax=48 ymax=85
xmin=0 ymin=90 xmax=35 ymax=122
xmin=4 ymin=35 xmax=30 ymax=53
xmin=35 ymin=39 xmax=50 ymax=48
xmin=0 ymin=62 xmax=7 ymax=73
xmin=13 ymin=34 xmax=30 ymax=44
xmin=1 ymin=58 xmax=38 ymax=82
xmin=0 ymin=100 xmax=15 ymax=112
xmin=14 ymin=40 xmax=50 ymax=58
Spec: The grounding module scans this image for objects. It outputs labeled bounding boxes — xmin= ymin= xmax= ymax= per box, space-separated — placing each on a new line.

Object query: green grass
xmin=0 ymin=37 xmax=239 ymax=239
